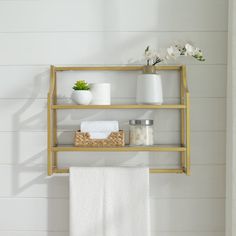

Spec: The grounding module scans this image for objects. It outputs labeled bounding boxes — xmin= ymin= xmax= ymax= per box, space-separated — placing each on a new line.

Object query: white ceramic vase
xmin=90 ymin=83 xmax=111 ymax=105
xmin=136 ymin=66 xmax=163 ymax=105
xmin=71 ymin=90 xmax=92 ymax=105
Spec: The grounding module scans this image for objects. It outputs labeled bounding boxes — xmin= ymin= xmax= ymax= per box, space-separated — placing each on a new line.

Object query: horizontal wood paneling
xmin=0 ymin=165 xmax=225 ymax=198
xmin=0 ymin=131 xmax=225 ymax=165
xmin=0 ymin=99 xmax=47 ymax=131
xmin=0 ymin=232 xmax=68 ymax=236
xmin=57 ymin=131 xmax=226 ymax=165
xmin=151 ymin=232 xmax=224 ymax=236
xmin=0 ymin=231 xmax=225 ymax=236
xmin=0 ymin=98 xmax=225 ymax=131
xmin=0 ymin=0 xmax=227 ymax=234
xmin=191 ymin=131 xmax=226 ymax=164
xmin=191 ymin=98 xmax=226 ymax=131
xmin=0 ymin=65 xmax=226 ymax=99
xmin=150 ymin=165 xmax=225 ymax=198
xmin=188 ymin=65 xmax=226 ymax=98
xmin=0 ymin=0 xmax=227 ymax=32
xmin=0 ymin=165 xmax=68 ymax=198
xmin=0 ymin=32 xmax=226 ymax=65
xmin=150 ymin=198 xmax=225 ymax=231
xmin=0 ymin=198 xmax=69 ymax=231
xmin=0 ymin=66 xmax=49 ymax=99
xmin=0 ymin=198 xmax=224 ymax=232
xmin=0 ymin=132 xmax=46 ymax=165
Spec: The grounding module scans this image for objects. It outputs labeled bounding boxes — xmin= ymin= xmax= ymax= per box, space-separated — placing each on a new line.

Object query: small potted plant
xmin=71 ymin=80 xmax=92 ymax=105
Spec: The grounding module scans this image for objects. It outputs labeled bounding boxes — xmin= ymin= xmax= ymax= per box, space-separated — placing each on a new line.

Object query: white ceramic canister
xmin=90 ymin=83 xmax=111 ymax=105
xmin=136 ymin=66 xmax=163 ymax=105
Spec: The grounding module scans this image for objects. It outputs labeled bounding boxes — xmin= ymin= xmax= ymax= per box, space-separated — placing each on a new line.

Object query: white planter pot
xmin=90 ymin=83 xmax=111 ymax=105
xmin=71 ymin=90 xmax=92 ymax=105
xmin=136 ymin=73 xmax=163 ymax=105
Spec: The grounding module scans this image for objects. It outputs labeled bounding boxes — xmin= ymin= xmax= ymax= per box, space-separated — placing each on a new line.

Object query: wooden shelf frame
xmin=47 ymin=65 xmax=190 ymax=176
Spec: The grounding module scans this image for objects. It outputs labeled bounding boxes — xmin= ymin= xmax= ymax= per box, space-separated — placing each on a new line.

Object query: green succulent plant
xmin=73 ymin=80 xmax=90 ymax=90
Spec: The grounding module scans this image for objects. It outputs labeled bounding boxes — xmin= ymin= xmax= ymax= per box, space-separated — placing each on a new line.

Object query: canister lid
xmin=129 ymin=119 xmax=153 ymax=126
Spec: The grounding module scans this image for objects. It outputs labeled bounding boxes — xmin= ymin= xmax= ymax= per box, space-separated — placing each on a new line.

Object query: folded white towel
xmin=81 ymin=121 xmax=119 ymax=133
xmin=89 ymin=131 xmax=111 ymax=139
xmin=70 ymin=167 xmax=150 ymax=236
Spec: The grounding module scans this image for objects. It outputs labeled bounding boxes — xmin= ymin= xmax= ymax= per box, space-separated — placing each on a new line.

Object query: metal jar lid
xmin=129 ymin=119 xmax=153 ymax=126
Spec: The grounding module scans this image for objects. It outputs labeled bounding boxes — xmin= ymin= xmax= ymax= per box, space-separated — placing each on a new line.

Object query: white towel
xmin=88 ymin=132 xmax=112 ymax=139
xmin=80 ymin=121 xmax=119 ymax=133
xmin=70 ymin=167 xmax=150 ymax=236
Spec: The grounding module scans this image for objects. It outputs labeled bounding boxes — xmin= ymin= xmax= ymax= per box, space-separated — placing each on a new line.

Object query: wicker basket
xmin=74 ymin=130 xmax=125 ymax=147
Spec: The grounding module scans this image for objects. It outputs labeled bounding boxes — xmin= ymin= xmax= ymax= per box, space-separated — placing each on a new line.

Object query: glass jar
xmin=129 ymin=119 xmax=154 ymax=146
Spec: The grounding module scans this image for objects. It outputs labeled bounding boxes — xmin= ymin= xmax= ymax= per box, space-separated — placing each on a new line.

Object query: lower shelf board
xmin=51 ymin=144 xmax=186 ymax=152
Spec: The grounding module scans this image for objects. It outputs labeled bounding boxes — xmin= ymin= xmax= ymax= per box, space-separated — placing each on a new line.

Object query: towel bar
xmin=53 ymin=168 xmax=184 ymax=174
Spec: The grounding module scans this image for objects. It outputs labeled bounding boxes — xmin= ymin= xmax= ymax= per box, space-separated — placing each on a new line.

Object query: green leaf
xmin=72 ymin=80 xmax=90 ymax=90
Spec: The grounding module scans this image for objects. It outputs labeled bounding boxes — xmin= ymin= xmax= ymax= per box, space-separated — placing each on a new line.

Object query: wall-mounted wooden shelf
xmin=47 ymin=65 xmax=190 ymax=176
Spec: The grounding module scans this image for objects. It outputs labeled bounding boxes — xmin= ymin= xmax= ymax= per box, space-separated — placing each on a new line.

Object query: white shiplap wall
xmin=0 ymin=0 xmax=227 ymax=236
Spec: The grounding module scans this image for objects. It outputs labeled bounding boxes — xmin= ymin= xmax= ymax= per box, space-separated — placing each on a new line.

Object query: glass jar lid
xmin=129 ymin=119 xmax=153 ymax=126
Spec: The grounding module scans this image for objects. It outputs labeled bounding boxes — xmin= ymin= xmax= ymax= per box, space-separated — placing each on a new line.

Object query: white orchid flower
xmin=143 ymin=42 xmax=205 ymax=65
xmin=185 ymin=43 xmax=195 ymax=56
xmin=167 ymin=46 xmax=181 ymax=59
xmin=193 ymin=47 xmax=201 ymax=55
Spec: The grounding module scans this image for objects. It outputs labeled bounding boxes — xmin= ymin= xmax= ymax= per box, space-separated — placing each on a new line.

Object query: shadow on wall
xmin=9 ymin=69 xmax=63 ymax=232
xmin=9 ymin=68 xmax=156 ymax=234
xmin=10 ymin=6 xmax=185 ymax=230
xmin=10 ymin=67 xmax=180 ymax=234
xmin=11 ymin=70 xmax=48 ymax=197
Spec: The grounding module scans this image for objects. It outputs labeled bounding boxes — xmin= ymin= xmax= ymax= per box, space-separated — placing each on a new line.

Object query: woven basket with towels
xmin=74 ymin=121 xmax=125 ymax=147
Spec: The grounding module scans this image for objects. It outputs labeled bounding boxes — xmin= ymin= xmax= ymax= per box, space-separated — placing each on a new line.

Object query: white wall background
xmin=0 ymin=0 xmax=227 ymax=236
